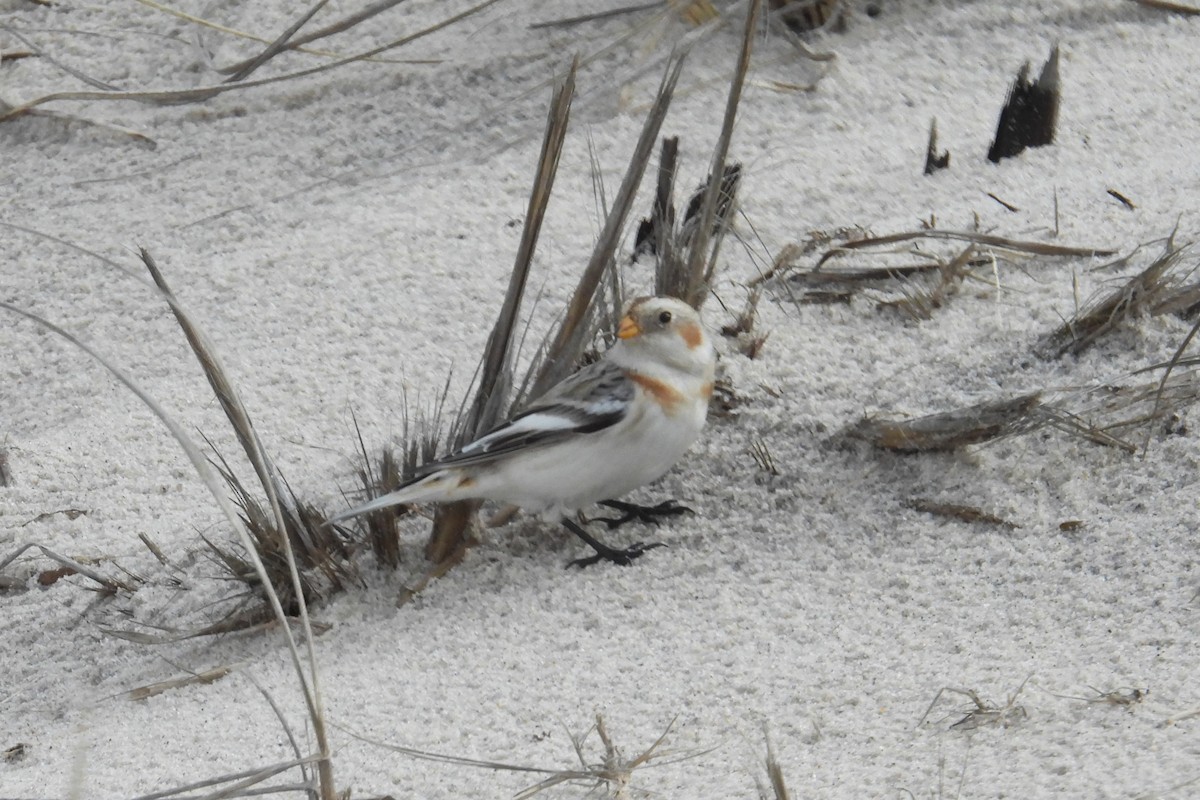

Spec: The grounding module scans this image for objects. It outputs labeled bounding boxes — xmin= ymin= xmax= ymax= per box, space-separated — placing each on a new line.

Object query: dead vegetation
xmin=988 ymin=45 xmax=1060 ymax=163
xmin=844 ymin=363 xmax=1200 ymax=456
xmin=760 ymin=227 xmax=1114 ymax=314
xmin=1047 ymin=685 xmax=1148 ymax=708
xmin=904 ymin=498 xmax=1019 ymax=529
xmin=1036 ymin=238 xmax=1200 ymax=358
xmin=337 ymin=713 xmax=699 ymax=800
xmin=920 ymin=677 xmax=1031 ymax=731
xmin=756 ymin=726 xmax=793 ymax=800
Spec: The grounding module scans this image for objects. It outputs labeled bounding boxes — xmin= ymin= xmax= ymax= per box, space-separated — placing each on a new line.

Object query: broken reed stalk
xmin=648 ymin=136 xmax=682 ymax=293
xmin=532 ymin=51 xmax=689 ymax=397
xmin=845 ymin=393 xmax=1045 ymax=453
xmin=987 ymin=45 xmax=1060 ymax=163
xmin=418 ymin=58 xmax=578 ymax=569
xmin=679 ymin=0 xmax=760 ymax=308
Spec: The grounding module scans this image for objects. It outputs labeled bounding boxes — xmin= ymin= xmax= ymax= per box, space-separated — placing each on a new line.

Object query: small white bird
xmin=331 ymin=296 xmax=717 ymax=566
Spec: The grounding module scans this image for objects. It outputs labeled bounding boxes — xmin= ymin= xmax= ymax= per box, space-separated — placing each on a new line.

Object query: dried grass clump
xmin=1036 ymin=238 xmax=1199 ymax=358
xmin=764 ymin=228 xmax=1114 ymax=313
xmin=206 ymin=455 xmax=361 ymax=618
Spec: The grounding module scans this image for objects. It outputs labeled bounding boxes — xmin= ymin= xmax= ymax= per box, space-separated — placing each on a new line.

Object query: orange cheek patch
xmin=700 ymin=381 xmax=713 ymax=400
xmin=679 ymin=321 xmax=704 ymax=349
xmin=630 ymin=372 xmax=685 ymax=414
xmin=456 ymin=475 xmax=475 ymax=489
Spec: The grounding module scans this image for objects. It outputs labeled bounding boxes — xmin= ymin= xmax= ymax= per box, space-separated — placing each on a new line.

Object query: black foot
xmin=568 ymin=541 xmax=666 ymax=569
xmin=562 ymin=517 xmax=665 ymax=569
xmin=594 ymin=499 xmax=693 ymax=530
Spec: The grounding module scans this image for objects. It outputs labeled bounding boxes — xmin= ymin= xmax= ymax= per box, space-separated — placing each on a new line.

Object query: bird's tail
xmin=326 ymin=469 xmax=465 ymax=525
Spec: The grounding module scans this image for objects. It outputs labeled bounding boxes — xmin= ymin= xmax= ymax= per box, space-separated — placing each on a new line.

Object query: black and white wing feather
xmin=415 ymin=359 xmax=633 ymax=476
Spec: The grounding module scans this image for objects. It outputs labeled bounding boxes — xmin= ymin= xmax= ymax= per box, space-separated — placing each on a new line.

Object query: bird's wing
xmin=418 ymin=360 xmax=634 ymax=474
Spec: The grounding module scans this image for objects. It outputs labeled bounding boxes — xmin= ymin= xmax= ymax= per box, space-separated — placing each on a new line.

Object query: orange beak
xmin=617 ymin=315 xmax=641 ymax=340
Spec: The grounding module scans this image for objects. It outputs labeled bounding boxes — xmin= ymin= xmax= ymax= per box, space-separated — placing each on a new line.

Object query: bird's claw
xmin=595 ymin=499 xmax=693 ymax=529
xmin=568 ymin=541 xmax=667 ymax=569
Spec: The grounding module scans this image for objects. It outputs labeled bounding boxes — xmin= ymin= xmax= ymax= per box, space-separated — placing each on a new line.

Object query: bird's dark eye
xmin=658 ymin=310 xmax=673 ymax=324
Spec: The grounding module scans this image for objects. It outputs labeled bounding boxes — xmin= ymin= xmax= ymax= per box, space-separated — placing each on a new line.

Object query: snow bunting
xmin=331 ymin=296 xmax=717 ymax=566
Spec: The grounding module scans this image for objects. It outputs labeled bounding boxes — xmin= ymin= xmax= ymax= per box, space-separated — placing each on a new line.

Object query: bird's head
xmin=615 ymin=296 xmax=715 ymax=376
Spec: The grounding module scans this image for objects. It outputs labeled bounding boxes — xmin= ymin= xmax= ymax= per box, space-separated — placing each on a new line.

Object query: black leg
xmin=562 ymin=518 xmax=665 ymax=568
xmin=594 ymin=498 xmax=693 ymax=530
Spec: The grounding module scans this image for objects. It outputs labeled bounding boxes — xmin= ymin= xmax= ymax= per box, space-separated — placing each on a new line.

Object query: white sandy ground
xmin=2 ymin=0 xmax=1199 ymax=797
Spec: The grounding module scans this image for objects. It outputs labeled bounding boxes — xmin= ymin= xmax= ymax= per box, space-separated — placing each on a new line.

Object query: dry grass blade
xmin=127 ymin=665 xmax=235 ymax=701
xmin=129 ymin=756 xmax=320 ymax=800
xmin=0 ymin=0 xmax=502 ymax=122
xmin=531 ymin=1 xmax=661 ymax=29
xmin=1036 ymin=240 xmax=1188 ymax=358
xmin=904 ymin=498 xmax=1019 ymax=529
xmin=334 ymin=714 xmax=700 ymax=799
xmin=0 ymin=542 xmax=134 ymax=595
xmin=242 ymin=672 xmax=312 ymax=791
xmin=351 ymin=416 xmax=405 ymax=569
xmin=1143 ymin=318 xmax=1200 ymax=456
xmin=845 ymin=393 xmax=1044 ymax=453
xmin=223 ymin=0 xmax=332 ymax=83
xmin=878 ymin=244 xmax=977 ymax=321
xmin=641 ymin=135 xmax=680 ymax=279
xmin=139 ymin=250 xmax=280 ymax=505
xmin=0 ymin=25 xmax=118 ymax=91
xmin=217 ymin=0 xmax=432 ymax=75
xmin=814 ymin=229 xmax=1114 ymax=270
xmin=139 ymin=247 xmax=337 ymax=799
xmin=533 ymin=51 xmax=689 ymax=397
xmin=133 ymin=0 xmax=418 ymax=65
xmin=750 ymin=437 xmax=779 ymax=475
xmin=1129 ymin=0 xmax=1200 ymax=17
xmin=679 ymin=0 xmax=760 ymax=308
xmin=756 ymin=725 xmax=791 ymax=800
